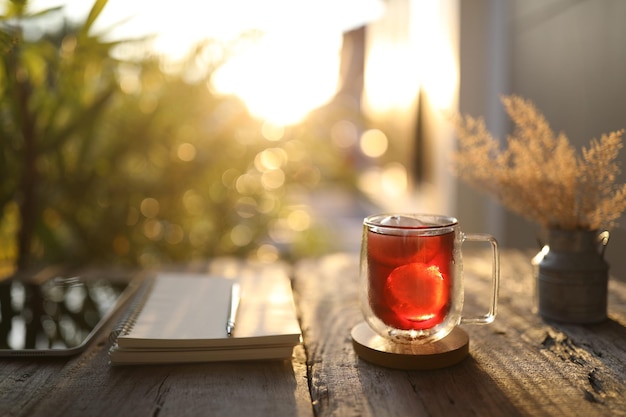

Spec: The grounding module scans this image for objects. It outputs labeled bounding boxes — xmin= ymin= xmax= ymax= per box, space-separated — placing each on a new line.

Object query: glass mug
xmin=360 ymin=214 xmax=500 ymax=344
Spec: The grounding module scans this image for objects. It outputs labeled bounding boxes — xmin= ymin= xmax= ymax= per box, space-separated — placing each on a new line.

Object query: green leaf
xmin=25 ymin=6 xmax=64 ymax=19
xmin=82 ymin=0 xmax=108 ymax=36
xmin=41 ymin=86 xmax=117 ymax=152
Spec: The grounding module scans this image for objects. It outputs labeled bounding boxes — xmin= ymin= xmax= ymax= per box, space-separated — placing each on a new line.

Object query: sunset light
xmin=210 ymin=30 xmax=342 ymax=126
xmin=28 ymin=0 xmax=384 ymax=125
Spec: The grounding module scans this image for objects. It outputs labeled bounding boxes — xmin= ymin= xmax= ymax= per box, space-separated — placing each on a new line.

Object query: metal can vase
xmin=536 ymin=229 xmax=609 ymax=324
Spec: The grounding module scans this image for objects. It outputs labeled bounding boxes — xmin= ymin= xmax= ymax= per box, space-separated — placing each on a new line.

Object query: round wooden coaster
xmin=351 ymin=322 xmax=469 ymax=370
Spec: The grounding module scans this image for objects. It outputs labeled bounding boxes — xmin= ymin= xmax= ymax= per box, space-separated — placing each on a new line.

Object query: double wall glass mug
xmin=360 ymin=214 xmax=500 ymax=344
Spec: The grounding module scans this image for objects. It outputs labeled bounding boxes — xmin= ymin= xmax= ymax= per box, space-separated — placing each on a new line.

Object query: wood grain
xmin=293 ymin=250 xmax=626 ymax=417
xmin=0 ymin=259 xmax=313 ymax=417
xmin=1 ymin=251 xmax=624 ymax=417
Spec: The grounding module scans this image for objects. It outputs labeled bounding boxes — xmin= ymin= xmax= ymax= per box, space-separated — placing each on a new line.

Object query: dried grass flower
xmin=452 ymin=95 xmax=626 ymax=231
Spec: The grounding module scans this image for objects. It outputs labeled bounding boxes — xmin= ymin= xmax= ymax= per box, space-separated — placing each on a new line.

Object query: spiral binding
xmin=109 ymin=277 xmax=156 ymax=345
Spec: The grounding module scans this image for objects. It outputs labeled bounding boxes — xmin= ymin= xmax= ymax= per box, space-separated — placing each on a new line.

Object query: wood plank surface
xmin=1 ymin=251 xmax=624 ymax=417
xmin=293 ymin=250 xmax=626 ymax=417
xmin=0 ymin=259 xmax=313 ymax=417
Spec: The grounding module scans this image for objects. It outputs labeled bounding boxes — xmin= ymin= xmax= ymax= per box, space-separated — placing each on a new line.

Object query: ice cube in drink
xmin=367 ymin=228 xmax=454 ymax=330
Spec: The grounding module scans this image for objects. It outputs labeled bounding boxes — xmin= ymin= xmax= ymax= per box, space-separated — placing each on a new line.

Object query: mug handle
xmin=459 ymin=233 xmax=500 ymax=325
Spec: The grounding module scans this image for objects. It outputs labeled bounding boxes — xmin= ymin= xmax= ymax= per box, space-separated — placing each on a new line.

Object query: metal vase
xmin=536 ymin=229 xmax=609 ymax=323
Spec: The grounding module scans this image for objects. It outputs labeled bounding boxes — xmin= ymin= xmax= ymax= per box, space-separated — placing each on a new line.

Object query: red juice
xmin=367 ymin=229 xmax=454 ymax=330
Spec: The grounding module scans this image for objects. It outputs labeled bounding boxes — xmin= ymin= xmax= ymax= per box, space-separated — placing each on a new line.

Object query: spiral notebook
xmin=108 ymin=272 xmax=302 ymax=365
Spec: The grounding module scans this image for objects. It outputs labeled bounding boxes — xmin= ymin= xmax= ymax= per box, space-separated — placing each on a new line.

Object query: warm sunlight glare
xmin=363 ymin=0 xmax=457 ymax=114
xmin=413 ymin=1 xmax=458 ymax=110
xmin=364 ymin=43 xmax=421 ymax=113
xmin=211 ymin=31 xmax=342 ymax=126
xmin=29 ymin=0 xmax=384 ymax=125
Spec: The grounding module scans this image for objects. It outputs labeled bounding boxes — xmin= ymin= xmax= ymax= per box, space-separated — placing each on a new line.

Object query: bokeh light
xmin=3 ymin=0 xmax=415 ymax=271
xmin=230 ymin=224 xmax=253 ymax=247
xmin=358 ymin=162 xmax=409 ymax=201
xmin=176 ymin=143 xmax=197 ymax=162
xmin=140 ymin=198 xmax=160 ymax=218
xmin=331 ymin=120 xmax=359 ymax=149
xmin=261 ymin=123 xmax=285 ymax=141
xmin=359 ymin=129 xmax=388 ymax=158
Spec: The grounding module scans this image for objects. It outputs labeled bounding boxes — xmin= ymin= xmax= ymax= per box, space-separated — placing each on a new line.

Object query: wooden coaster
xmin=351 ymin=322 xmax=469 ymax=370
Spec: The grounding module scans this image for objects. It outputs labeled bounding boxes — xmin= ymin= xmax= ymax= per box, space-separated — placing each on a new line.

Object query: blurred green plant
xmin=0 ymin=0 xmax=362 ymax=273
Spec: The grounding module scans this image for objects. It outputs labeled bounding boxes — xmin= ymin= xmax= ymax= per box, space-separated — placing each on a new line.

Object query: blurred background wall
xmin=458 ymin=0 xmax=626 ymax=280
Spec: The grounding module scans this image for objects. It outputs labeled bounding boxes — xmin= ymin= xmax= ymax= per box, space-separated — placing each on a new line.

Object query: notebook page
xmin=117 ymin=274 xmax=232 ymax=347
xmin=115 ymin=271 xmax=301 ymax=350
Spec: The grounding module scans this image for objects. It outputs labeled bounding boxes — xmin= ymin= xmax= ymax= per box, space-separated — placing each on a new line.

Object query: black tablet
xmin=0 ymin=274 xmax=139 ymax=357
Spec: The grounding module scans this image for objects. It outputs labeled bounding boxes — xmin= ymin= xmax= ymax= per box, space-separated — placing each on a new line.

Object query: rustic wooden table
xmin=1 ymin=250 xmax=625 ymax=417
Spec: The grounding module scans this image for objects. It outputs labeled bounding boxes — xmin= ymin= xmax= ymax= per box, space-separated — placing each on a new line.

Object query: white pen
xmin=226 ymin=282 xmax=240 ymax=337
